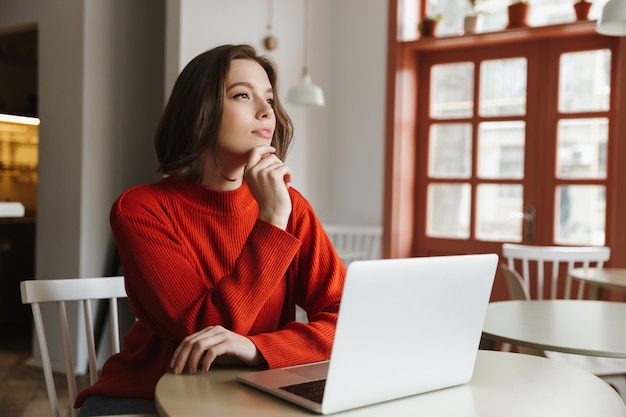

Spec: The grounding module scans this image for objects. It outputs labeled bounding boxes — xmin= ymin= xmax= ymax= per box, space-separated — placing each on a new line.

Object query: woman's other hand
xmin=170 ymin=325 xmax=264 ymax=374
xmin=245 ymin=145 xmax=292 ymax=229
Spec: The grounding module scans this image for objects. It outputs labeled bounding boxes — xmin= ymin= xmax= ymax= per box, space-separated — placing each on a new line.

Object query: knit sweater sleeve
xmin=249 ymin=189 xmax=346 ymax=368
xmin=110 ymin=184 xmax=302 ymax=343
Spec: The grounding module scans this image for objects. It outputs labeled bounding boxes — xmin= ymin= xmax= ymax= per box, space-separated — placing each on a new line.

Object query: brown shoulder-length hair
xmin=154 ymin=44 xmax=294 ymax=182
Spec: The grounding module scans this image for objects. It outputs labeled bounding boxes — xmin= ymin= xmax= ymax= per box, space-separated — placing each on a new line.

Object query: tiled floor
xmin=0 ymin=327 xmax=76 ymax=417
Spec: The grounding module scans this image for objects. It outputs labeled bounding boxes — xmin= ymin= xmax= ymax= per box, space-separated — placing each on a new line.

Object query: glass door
xmin=415 ymin=36 xmax=615 ymax=254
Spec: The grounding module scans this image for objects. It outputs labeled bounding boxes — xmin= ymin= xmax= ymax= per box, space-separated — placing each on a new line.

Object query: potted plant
xmin=573 ymin=0 xmax=592 ymax=21
xmin=507 ymin=0 xmax=530 ymax=29
xmin=463 ymin=0 xmax=481 ymax=34
xmin=418 ymin=14 xmax=443 ymax=38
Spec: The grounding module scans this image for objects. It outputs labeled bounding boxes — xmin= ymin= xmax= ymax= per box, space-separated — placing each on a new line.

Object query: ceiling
xmin=0 ymin=28 xmax=37 ymax=66
xmin=0 ymin=28 xmax=37 ymax=116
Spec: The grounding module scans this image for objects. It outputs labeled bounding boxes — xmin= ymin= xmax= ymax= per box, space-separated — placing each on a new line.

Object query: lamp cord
xmin=267 ymin=0 xmax=274 ymax=34
xmin=302 ymin=0 xmax=309 ymax=74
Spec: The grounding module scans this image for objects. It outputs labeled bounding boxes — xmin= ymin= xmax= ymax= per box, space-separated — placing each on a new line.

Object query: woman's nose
xmin=257 ymin=101 xmax=274 ymax=119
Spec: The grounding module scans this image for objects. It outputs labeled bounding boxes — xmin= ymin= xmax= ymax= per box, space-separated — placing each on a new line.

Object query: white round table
xmin=482 ymin=299 xmax=626 ymax=357
xmin=569 ymin=267 xmax=626 ymax=294
xmin=156 ymin=350 xmax=626 ymax=417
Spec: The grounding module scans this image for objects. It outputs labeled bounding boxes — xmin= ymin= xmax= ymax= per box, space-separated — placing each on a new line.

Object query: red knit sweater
xmin=75 ymin=177 xmax=345 ymax=406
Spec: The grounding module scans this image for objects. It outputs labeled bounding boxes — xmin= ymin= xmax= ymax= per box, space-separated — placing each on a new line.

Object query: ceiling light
xmin=0 ymin=113 xmax=40 ymax=126
xmin=287 ymin=0 xmax=325 ymax=107
xmin=287 ymin=68 xmax=325 ymax=107
xmin=596 ymin=0 xmax=626 ymax=37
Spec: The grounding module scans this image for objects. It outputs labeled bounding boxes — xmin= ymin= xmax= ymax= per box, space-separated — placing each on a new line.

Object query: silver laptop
xmin=238 ymin=254 xmax=498 ymax=414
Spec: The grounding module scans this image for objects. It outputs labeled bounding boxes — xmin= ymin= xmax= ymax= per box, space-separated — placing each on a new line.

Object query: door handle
xmin=523 ymin=205 xmax=535 ymax=242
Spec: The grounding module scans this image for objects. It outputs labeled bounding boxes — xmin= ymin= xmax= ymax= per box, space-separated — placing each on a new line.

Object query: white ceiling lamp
xmin=596 ymin=0 xmax=626 ymax=37
xmin=287 ymin=0 xmax=325 ymax=107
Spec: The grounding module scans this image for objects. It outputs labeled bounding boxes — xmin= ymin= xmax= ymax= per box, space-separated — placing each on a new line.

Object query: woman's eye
xmin=233 ymin=92 xmax=249 ymax=100
xmin=266 ymin=98 xmax=275 ymax=106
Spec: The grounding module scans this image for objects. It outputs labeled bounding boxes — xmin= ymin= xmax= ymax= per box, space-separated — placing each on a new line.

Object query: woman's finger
xmin=247 ymin=145 xmax=276 ymax=168
xmin=170 ymin=327 xmax=216 ymax=373
xmin=186 ymin=328 xmax=229 ymax=373
xmin=170 ymin=326 xmax=262 ymax=374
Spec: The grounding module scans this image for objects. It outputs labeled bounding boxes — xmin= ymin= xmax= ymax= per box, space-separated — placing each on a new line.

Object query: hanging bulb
xmin=263 ymin=0 xmax=278 ymax=50
xmin=263 ymin=34 xmax=278 ymax=51
xmin=287 ymin=67 xmax=325 ymax=107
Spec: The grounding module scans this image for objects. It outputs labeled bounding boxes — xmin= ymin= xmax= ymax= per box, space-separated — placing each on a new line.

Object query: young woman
xmin=76 ymin=44 xmax=345 ymax=416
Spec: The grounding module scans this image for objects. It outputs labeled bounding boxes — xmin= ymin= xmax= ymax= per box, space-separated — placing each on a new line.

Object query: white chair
xmin=297 ymin=224 xmax=382 ymax=323
xmin=501 ymin=243 xmax=626 ymax=402
xmin=501 ymin=263 xmax=531 ymax=302
xmin=323 ymin=224 xmax=382 ymax=265
xmin=20 ymin=276 xmax=154 ymax=417
xmin=502 ymin=243 xmax=610 ymax=300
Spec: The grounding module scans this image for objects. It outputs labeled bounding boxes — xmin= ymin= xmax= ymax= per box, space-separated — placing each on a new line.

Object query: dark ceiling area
xmin=0 ymin=29 xmax=37 ymax=65
xmin=0 ymin=28 xmax=37 ymax=116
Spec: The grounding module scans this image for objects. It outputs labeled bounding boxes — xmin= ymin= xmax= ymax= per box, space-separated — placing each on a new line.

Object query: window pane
xmin=476 ymin=184 xmax=523 ymax=241
xmin=557 ymin=118 xmax=607 ymax=179
xmin=559 ymin=49 xmax=611 ymax=113
xmin=422 ymin=0 xmax=609 ymax=38
xmin=478 ymin=121 xmax=525 ymax=179
xmin=427 ymin=183 xmax=471 ymax=238
xmin=555 ymin=185 xmax=606 ymax=245
xmin=431 ymin=62 xmax=474 ymax=119
xmin=480 ymin=58 xmax=527 ymax=116
xmin=429 ymin=124 xmax=472 ymax=178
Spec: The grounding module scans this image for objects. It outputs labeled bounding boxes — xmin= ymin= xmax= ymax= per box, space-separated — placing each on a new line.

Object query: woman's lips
xmin=253 ymin=128 xmax=273 ymax=139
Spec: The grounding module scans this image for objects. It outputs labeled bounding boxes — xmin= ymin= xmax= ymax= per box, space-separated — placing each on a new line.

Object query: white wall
xmin=81 ymin=0 xmax=165 ymax=276
xmin=328 ymin=0 xmax=387 ymax=225
xmin=2 ymin=0 xmax=165 ymax=371
xmin=0 ymin=0 xmax=39 ymax=28
xmin=166 ymin=0 xmax=387 ymax=225
xmin=34 ymin=0 xmax=164 ymax=281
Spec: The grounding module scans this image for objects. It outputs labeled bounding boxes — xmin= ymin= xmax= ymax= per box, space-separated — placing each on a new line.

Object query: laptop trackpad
xmin=284 ymin=361 xmax=329 ymax=380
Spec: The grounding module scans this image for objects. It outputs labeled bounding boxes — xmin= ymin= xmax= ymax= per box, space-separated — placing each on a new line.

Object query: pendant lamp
xmin=596 ymin=0 xmax=626 ymax=37
xmin=287 ymin=0 xmax=325 ymax=107
xmin=263 ymin=0 xmax=278 ymax=51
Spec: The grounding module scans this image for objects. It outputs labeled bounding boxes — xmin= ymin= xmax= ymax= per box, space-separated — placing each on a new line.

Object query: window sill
xmin=402 ymin=20 xmax=599 ymax=52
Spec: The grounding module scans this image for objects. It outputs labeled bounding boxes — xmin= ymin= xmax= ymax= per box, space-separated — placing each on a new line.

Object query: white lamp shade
xmin=597 ymin=0 xmax=626 ymax=36
xmin=287 ymin=72 xmax=325 ymax=107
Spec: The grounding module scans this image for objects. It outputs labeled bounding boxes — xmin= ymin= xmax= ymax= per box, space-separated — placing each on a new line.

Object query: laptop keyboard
xmin=279 ymin=379 xmax=327 ymax=404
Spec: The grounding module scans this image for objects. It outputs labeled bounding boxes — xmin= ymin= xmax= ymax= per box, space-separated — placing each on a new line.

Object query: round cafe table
xmin=482 ymin=299 xmax=626 ymax=358
xmin=155 ymin=350 xmax=626 ymax=417
xmin=569 ymin=267 xmax=626 ymax=298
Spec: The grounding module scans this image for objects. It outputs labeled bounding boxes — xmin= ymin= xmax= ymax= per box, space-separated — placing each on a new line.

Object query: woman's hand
xmin=170 ymin=325 xmax=264 ymax=374
xmin=244 ymin=145 xmax=292 ymax=229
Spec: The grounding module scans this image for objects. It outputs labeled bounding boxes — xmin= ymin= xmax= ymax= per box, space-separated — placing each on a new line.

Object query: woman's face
xmin=216 ymin=59 xmax=276 ymax=164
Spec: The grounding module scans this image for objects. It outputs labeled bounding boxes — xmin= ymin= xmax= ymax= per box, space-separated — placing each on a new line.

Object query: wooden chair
xmin=20 ymin=276 xmax=154 ymax=417
xmin=501 ymin=244 xmax=626 ymax=402
xmin=323 ymin=224 xmax=382 ymax=265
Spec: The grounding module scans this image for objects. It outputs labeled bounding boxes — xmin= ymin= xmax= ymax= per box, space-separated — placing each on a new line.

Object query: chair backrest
xmin=323 ymin=224 xmax=383 ymax=265
xmin=20 ymin=276 xmax=127 ymax=417
xmin=500 ymin=263 xmax=531 ymax=301
xmin=501 ymin=243 xmax=610 ymax=300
